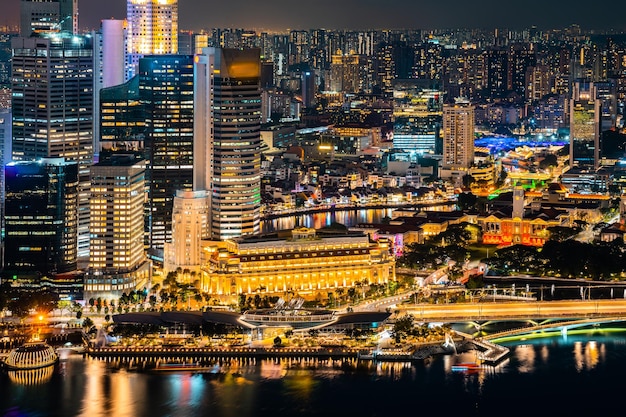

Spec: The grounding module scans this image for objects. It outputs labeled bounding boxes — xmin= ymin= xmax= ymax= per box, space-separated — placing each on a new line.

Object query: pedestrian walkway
xmin=454 ymin=331 xmax=509 ymax=365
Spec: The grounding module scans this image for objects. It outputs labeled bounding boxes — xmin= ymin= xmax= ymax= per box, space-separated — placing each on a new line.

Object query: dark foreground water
xmin=2 ymin=328 xmax=626 ymax=417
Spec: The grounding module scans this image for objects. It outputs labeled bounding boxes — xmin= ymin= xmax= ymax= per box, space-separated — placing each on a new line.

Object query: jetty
xmin=85 ymin=333 xmax=510 ymax=365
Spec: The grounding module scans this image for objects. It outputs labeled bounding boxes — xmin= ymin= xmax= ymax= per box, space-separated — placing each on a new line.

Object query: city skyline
xmin=3 ymin=0 xmax=626 ymax=32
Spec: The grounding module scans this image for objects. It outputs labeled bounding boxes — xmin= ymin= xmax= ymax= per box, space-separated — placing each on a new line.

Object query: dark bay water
xmin=2 ymin=328 xmax=626 ymax=417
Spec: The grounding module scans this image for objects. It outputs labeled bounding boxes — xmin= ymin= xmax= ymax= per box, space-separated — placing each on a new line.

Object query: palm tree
xmin=194 ymin=292 xmax=203 ymax=309
xmin=335 ymin=288 xmax=345 ymax=306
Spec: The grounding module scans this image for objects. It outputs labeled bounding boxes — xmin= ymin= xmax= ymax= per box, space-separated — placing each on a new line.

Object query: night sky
xmin=3 ymin=0 xmax=626 ymax=32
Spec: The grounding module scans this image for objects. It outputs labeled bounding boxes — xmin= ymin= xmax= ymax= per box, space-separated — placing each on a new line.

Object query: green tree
xmin=457 ymin=192 xmax=477 ymax=211
xmin=391 ymin=314 xmax=414 ymax=343
xmin=547 ymin=225 xmax=580 ymax=242
xmin=462 ymin=174 xmax=476 ymax=189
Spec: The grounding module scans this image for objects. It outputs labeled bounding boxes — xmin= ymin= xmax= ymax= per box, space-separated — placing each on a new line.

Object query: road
xmin=396 ymin=299 xmax=626 ymax=321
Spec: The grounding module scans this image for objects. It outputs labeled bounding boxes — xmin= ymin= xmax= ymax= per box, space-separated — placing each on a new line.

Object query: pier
xmin=88 ymin=346 xmax=366 ymax=361
xmin=85 ymin=335 xmax=510 ymax=365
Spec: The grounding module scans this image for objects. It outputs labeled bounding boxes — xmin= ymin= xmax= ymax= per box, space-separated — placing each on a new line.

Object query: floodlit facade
xmin=126 ymin=0 xmax=178 ymax=77
xmin=200 ymin=228 xmax=395 ymax=302
xmin=163 ymin=190 xmax=209 ymax=275
xmin=329 ymin=52 xmax=361 ymax=93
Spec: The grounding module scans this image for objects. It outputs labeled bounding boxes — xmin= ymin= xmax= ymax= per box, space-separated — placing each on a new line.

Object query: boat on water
xmin=151 ymin=362 xmax=221 ymax=373
xmin=3 ymin=342 xmax=59 ymax=370
xmin=56 ymin=342 xmax=86 ymax=360
xmin=451 ymin=362 xmax=484 ymax=372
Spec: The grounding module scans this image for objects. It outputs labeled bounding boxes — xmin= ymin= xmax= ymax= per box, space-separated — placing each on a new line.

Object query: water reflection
xmin=3 ymin=334 xmax=626 ymax=417
xmin=262 ymin=209 xmax=396 ymax=233
xmin=78 ymin=357 xmax=143 ymax=417
xmin=513 ymin=344 xmax=536 ymax=373
xmin=573 ymin=340 xmax=602 ymax=372
xmin=7 ymin=365 xmax=54 ymax=385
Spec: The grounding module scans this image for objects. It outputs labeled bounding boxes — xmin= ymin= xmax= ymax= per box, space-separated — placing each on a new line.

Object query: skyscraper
xmin=93 ymin=19 xmax=127 ymax=161
xmin=301 ymin=70 xmax=316 ymax=108
xmin=97 ymin=54 xmax=194 ymax=262
xmin=99 ymin=75 xmax=145 ymax=151
xmin=194 ymin=47 xmax=262 ymax=241
xmin=3 ymin=158 xmax=78 ymax=287
xmin=442 ymin=98 xmax=475 ymax=169
xmin=11 ymin=33 xmax=94 ymax=258
xmin=569 ymin=80 xmax=600 ymax=169
xmin=20 ymin=0 xmax=78 ymax=36
xmin=392 ymin=79 xmax=443 ymax=155
xmin=126 ymin=0 xmax=178 ymax=78
xmin=85 ymin=152 xmax=151 ymax=299
xmin=0 ymin=108 xmax=12 ymax=268
xmin=139 ymin=54 xmax=194 ymax=258
xmin=330 ymin=52 xmax=361 ymax=93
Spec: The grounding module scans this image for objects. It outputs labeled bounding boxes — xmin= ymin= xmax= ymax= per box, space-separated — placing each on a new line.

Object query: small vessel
xmin=451 ymin=351 xmax=485 ymax=373
xmin=4 ymin=342 xmax=59 ymax=370
xmin=451 ymin=362 xmax=483 ymax=372
xmin=151 ymin=362 xmax=220 ymax=373
xmin=56 ymin=342 xmax=86 ymax=360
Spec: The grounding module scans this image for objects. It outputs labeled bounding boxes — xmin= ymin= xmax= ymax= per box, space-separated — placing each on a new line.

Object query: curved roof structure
xmin=111 ymin=310 xmax=391 ymax=330
xmin=112 ymin=311 xmax=167 ymax=326
xmin=331 ymin=311 xmax=391 ymax=326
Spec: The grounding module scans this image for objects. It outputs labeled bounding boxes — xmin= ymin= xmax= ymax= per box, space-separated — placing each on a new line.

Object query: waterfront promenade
xmin=83 ymin=331 xmax=509 ymax=365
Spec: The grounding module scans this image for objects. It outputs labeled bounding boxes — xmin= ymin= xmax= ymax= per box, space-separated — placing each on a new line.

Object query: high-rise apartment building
xmin=485 ymin=48 xmax=508 ymax=98
xmin=11 ymin=33 xmax=94 ymax=258
xmin=194 ymin=47 xmax=262 ymax=241
xmin=288 ymin=30 xmax=310 ymax=67
xmin=85 ymin=152 xmax=151 ymax=299
xmin=301 ymin=70 xmax=316 ymax=108
xmin=330 ymin=52 xmax=361 ymax=93
xmin=525 ymin=64 xmax=551 ymax=101
xmin=3 ymin=158 xmax=78 ymax=289
xmin=126 ymin=0 xmax=178 ymax=78
xmin=442 ymin=98 xmax=475 ymax=169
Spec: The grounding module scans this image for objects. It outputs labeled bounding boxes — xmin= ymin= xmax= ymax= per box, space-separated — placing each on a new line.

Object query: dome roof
xmin=4 ymin=342 xmax=58 ymax=370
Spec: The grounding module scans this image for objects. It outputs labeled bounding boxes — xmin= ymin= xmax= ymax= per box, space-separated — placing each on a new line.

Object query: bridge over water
xmin=398 ymin=299 xmax=626 ymax=341
xmin=399 ymin=299 xmax=626 ymax=321
xmin=479 ymin=316 xmax=626 ymax=342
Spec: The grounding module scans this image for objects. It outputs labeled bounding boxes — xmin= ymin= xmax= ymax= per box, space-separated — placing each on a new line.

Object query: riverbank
xmin=84 ymin=336 xmax=505 ymax=365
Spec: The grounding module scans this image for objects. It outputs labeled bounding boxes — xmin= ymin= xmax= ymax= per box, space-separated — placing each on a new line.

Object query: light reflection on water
xmin=3 ymin=331 xmax=626 ymax=416
xmin=262 ymin=205 xmax=457 ymax=233
xmin=262 ymin=209 xmax=396 ymax=233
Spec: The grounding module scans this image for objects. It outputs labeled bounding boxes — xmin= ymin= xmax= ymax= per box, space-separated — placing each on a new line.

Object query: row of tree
xmin=486 ymin=239 xmax=626 ymax=280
